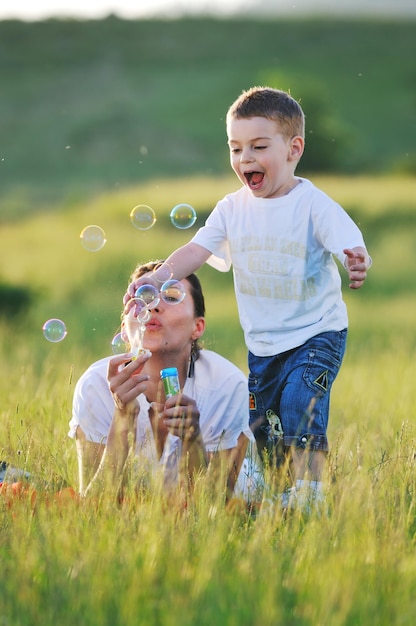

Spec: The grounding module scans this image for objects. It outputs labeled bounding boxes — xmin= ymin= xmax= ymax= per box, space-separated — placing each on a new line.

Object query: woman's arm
xmin=159 ymin=393 xmax=208 ymax=491
xmin=79 ymin=399 xmax=138 ymax=498
xmin=78 ymin=353 xmax=151 ymax=497
xmin=162 ymin=391 xmax=251 ymax=500
xmin=206 ymin=432 xmax=250 ymax=502
xmin=74 ymin=426 xmax=105 ymax=495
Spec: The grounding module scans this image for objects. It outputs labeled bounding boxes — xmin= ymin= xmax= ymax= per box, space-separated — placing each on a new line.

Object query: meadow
xmin=1 ymin=173 xmax=415 ymax=625
xmin=1 ymin=12 xmax=415 ymax=625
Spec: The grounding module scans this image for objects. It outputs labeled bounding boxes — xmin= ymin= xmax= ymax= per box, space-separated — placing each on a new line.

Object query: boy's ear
xmin=289 ymin=136 xmax=304 ymax=161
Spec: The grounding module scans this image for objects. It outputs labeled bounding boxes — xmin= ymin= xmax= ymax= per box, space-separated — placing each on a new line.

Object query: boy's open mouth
xmin=244 ymin=171 xmax=264 ymax=189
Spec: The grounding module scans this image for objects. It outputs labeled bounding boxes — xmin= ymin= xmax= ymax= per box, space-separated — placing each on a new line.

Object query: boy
xmin=128 ymin=87 xmax=371 ymax=511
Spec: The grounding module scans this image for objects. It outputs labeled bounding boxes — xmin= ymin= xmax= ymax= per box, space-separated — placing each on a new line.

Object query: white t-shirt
xmin=191 ymin=177 xmax=367 ymax=357
xmin=69 ymin=350 xmax=258 ymax=492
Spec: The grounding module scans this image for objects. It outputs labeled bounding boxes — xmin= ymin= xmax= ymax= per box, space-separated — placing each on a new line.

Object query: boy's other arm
xmin=343 ymin=247 xmax=372 ymax=289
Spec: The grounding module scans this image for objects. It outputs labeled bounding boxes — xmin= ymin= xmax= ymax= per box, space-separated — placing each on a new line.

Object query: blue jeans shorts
xmin=248 ymin=330 xmax=347 ymax=464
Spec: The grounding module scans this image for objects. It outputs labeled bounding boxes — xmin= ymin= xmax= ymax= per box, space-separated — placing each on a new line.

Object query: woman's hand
xmin=107 ymin=352 xmax=151 ymax=411
xmin=156 ymin=393 xmax=208 ymax=484
xmin=82 ymin=352 xmax=152 ymax=496
xmin=160 ymin=393 xmax=202 ymax=443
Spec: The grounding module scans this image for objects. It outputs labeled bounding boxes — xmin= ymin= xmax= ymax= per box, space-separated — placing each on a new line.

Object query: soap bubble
xmin=170 ymin=203 xmax=197 ymax=229
xmin=130 ymin=205 xmax=156 ymax=230
xmin=134 ymin=284 xmax=160 ymax=309
xmin=80 ymin=225 xmax=106 ymax=252
xmin=132 ymin=292 xmax=153 ymax=321
xmin=126 ymin=296 xmax=146 ymax=319
xmin=127 ymin=296 xmax=154 ymax=321
xmin=160 ymin=280 xmax=186 ymax=305
xmin=137 ymin=308 xmax=152 ymax=323
xmin=111 ymin=332 xmax=131 ymax=354
xmin=42 ymin=318 xmax=67 ymax=343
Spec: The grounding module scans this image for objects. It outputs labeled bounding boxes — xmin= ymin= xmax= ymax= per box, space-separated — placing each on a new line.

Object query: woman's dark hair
xmin=182 ymin=272 xmax=205 ymax=318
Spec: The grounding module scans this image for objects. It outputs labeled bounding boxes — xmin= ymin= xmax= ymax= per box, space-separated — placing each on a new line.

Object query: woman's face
xmin=124 ymin=278 xmax=205 ymax=356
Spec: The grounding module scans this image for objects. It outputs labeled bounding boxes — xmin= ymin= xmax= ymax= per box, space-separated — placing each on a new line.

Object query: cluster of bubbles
xmin=112 ymin=266 xmax=186 ymax=356
xmin=130 ymin=203 xmax=196 ymax=231
xmin=79 ymin=203 xmax=197 ymax=253
xmin=43 ymin=203 xmax=196 ymax=344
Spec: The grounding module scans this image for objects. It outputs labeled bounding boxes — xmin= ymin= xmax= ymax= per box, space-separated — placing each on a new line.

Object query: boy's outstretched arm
xmin=156 ymin=242 xmax=211 ymax=282
xmin=343 ymin=247 xmax=372 ymax=290
xmin=125 ymin=243 xmax=211 ymax=305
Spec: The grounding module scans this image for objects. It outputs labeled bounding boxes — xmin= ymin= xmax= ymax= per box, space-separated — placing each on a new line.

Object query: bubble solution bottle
xmin=160 ymin=367 xmax=180 ymax=398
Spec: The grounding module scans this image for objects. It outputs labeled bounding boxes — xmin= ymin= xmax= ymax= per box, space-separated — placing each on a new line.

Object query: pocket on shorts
xmin=302 ymin=346 xmax=342 ymax=396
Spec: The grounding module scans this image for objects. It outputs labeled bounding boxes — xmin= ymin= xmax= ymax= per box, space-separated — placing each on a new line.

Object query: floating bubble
xmin=127 ymin=297 xmax=155 ymax=321
xmin=160 ymin=280 xmax=186 ymax=305
xmin=170 ymin=203 xmax=197 ymax=229
xmin=42 ymin=318 xmax=67 ymax=343
xmin=152 ymin=261 xmax=173 ymax=283
xmin=126 ymin=297 xmax=147 ymax=319
xmin=134 ymin=284 xmax=160 ymax=309
xmin=130 ymin=205 xmax=156 ymax=230
xmin=111 ymin=332 xmax=131 ymax=354
xmin=80 ymin=225 xmax=107 ymax=252
xmin=137 ymin=308 xmax=152 ymax=323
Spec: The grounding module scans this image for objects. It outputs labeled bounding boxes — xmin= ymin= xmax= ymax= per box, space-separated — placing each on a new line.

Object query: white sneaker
xmin=284 ymin=480 xmax=327 ymax=516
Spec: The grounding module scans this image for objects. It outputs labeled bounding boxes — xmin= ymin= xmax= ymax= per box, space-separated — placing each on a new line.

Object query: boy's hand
xmin=123 ymin=273 xmax=158 ymax=314
xmin=343 ymin=247 xmax=371 ymax=289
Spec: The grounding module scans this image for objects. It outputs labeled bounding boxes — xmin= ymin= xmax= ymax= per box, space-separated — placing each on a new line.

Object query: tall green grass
xmin=1 ymin=174 xmax=415 ymax=625
xmin=1 ymin=348 xmax=415 ymax=625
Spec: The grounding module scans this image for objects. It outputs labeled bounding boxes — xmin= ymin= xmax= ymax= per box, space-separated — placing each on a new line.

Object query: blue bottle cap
xmin=160 ymin=367 xmax=178 ymax=379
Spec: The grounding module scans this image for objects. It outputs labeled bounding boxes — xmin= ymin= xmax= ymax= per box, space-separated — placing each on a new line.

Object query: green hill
xmin=0 ymin=16 xmax=415 ymax=217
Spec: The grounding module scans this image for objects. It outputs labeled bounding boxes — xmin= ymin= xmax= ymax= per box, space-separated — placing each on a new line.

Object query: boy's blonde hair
xmin=226 ymin=86 xmax=305 ymax=140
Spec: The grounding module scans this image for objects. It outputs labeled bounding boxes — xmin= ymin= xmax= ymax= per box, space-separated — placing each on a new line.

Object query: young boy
xmin=128 ymin=87 xmax=371 ymax=511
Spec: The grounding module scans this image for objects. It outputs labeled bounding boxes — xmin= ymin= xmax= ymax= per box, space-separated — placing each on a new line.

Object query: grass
xmin=1 ymin=16 xmax=415 ymax=621
xmin=1 ymin=173 xmax=415 ymax=624
xmin=1 ymin=353 xmax=415 ymax=625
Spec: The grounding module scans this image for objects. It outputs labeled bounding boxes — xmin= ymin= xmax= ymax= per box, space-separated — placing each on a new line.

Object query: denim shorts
xmin=248 ymin=330 xmax=347 ymax=463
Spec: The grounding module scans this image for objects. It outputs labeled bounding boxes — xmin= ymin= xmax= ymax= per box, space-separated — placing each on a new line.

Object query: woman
xmin=69 ymin=261 xmax=260 ymax=502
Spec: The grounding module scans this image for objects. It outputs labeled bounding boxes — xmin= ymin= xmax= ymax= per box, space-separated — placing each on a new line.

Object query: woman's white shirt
xmin=69 ymin=350 xmax=256 ymax=490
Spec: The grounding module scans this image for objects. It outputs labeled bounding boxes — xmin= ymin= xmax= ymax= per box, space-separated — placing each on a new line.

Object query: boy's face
xmin=227 ymin=116 xmax=304 ymax=199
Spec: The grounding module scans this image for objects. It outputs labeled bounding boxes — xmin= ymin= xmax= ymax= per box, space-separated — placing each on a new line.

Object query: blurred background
xmin=0 ymin=0 xmax=415 ymax=370
xmin=1 ymin=0 xmax=415 ymax=209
